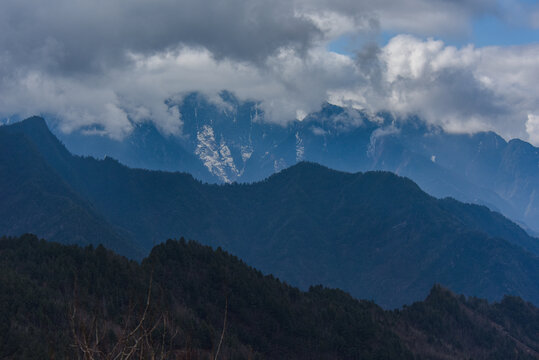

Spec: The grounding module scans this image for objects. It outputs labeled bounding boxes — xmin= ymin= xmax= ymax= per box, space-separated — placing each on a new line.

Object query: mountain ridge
xmin=1 ymin=117 xmax=539 ymax=308
xmin=50 ymin=93 xmax=539 ymax=234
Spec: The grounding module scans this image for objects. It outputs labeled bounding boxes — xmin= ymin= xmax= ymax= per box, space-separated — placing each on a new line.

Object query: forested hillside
xmin=2 ymin=234 xmax=539 ymax=359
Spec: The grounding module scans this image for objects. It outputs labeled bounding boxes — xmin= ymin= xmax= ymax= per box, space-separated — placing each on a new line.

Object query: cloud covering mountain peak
xmin=0 ymin=0 xmax=538 ymax=144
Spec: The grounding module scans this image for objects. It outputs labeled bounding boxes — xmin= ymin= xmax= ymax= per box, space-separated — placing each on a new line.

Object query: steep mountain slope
xmin=53 ymin=94 xmax=539 ymax=234
xmin=3 ymin=234 xmax=539 ymax=359
xmin=60 ymin=119 xmax=215 ymax=180
xmin=2 ymin=117 xmax=539 ymax=308
xmin=0 ymin=121 xmax=140 ymax=258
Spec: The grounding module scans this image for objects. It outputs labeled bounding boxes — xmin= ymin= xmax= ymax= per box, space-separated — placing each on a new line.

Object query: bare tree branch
xmin=214 ymin=297 xmax=228 ymax=360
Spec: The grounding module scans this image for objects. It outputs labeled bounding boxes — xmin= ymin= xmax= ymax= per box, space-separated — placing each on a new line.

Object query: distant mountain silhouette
xmin=1 ymin=117 xmax=539 ymax=308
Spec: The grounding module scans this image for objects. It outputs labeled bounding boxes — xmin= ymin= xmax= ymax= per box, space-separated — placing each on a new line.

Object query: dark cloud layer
xmin=0 ymin=0 xmax=500 ymax=75
xmin=0 ymin=0 xmax=321 ymax=74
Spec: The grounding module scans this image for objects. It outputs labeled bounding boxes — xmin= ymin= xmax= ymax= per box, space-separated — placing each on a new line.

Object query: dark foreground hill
xmin=1 ymin=117 xmax=539 ymax=308
xmin=2 ymin=234 xmax=539 ymax=359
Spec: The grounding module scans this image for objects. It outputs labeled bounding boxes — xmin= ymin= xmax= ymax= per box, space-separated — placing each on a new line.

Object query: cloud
xmin=330 ymin=35 xmax=539 ymax=144
xmin=0 ymin=0 xmax=497 ymax=76
xmin=0 ymin=46 xmax=358 ymax=135
xmin=526 ymin=114 xmax=539 ymax=145
xmin=0 ymin=0 xmax=320 ymax=73
xmin=297 ymin=0 xmax=497 ymax=40
xmin=0 ymin=0 xmax=537 ymax=145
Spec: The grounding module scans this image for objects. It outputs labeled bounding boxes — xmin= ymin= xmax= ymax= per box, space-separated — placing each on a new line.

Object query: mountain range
xmin=50 ymin=92 xmax=539 ymax=235
xmin=2 ymin=116 xmax=539 ymax=308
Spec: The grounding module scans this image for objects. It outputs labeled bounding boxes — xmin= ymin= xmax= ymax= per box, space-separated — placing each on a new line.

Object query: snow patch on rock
xmin=195 ymin=125 xmax=239 ymax=183
xmin=295 ymin=132 xmax=304 ymax=162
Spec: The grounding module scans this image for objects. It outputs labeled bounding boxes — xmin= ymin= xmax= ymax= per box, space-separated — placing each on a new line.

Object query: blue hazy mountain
xmin=54 ymin=92 xmax=539 ymax=234
xmin=2 ymin=117 xmax=539 ymax=308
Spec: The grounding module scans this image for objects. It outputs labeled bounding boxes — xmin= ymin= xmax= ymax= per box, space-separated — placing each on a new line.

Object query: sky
xmin=0 ymin=0 xmax=538 ymax=143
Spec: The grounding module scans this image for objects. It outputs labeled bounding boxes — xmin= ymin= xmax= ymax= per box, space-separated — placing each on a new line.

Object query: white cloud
xmin=0 ymin=69 xmax=134 ymax=139
xmin=330 ymin=35 xmax=539 ymax=144
xmin=297 ymin=0 xmax=496 ymax=38
xmin=0 ymin=46 xmax=356 ymax=137
xmin=1 ymin=36 xmax=538 ymax=145
xmin=526 ymin=114 xmax=539 ymax=145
